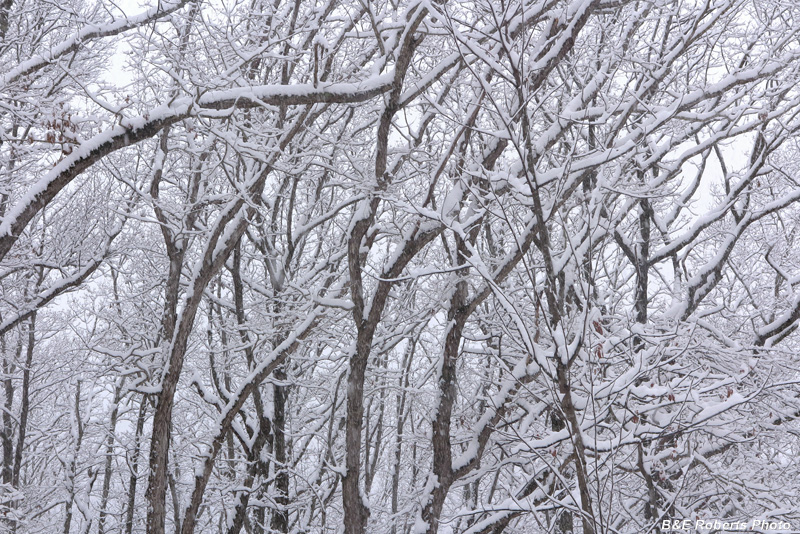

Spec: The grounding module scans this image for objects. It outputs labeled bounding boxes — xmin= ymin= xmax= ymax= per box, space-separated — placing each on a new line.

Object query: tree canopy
xmin=2 ymin=1 xmax=800 ymax=533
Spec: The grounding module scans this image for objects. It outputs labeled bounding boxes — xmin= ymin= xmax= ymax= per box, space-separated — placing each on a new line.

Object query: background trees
xmin=2 ymin=0 xmax=800 ymax=533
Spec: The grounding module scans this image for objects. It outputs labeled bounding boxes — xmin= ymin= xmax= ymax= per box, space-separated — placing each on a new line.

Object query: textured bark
xmin=0 ymin=329 xmax=20 ymax=531
xmin=146 ymin=278 xmax=210 ymax=534
xmin=633 ymin=198 xmax=652 ymax=352
xmin=557 ymin=363 xmax=596 ymax=534
xmin=0 ymin=0 xmax=13 ymax=42
xmin=12 ymin=314 xmax=33 ymax=490
xmin=62 ymin=382 xmax=83 ymax=534
xmin=421 ymin=229 xmax=476 ymax=533
xmin=97 ymin=386 xmax=122 ymax=534
xmin=341 ymin=10 xmax=429 ymax=534
xmin=1 ymin=336 xmax=15 ymax=486
xmin=270 ymin=371 xmax=288 ymax=533
xmin=341 ymin=315 xmax=374 ymax=534
xmin=226 ymin=416 xmax=270 ymax=534
xmin=179 ymin=305 xmax=321 ymax=534
xmin=124 ymin=399 xmax=147 ymax=534
xmin=390 ymin=340 xmax=416 ymax=534
xmin=169 ymin=468 xmax=182 ymax=533
xmin=230 ymin=243 xmax=273 ymax=534
xmin=420 ymin=298 xmax=466 ymax=533
xmin=145 ymin=128 xmax=187 ymax=534
xmin=147 ymin=107 xmax=257 ymax=534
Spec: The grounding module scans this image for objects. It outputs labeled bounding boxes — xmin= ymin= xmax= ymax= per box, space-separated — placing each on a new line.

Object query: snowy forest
xmin=2 ymin=0 xmax=800 ymax=533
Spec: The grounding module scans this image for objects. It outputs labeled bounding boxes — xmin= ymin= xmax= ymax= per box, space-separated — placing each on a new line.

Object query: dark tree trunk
xmin=124 ymin=399 xmax=147 ymax=534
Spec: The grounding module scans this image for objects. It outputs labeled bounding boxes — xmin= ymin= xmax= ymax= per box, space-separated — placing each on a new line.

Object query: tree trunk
xmin=124 ymin=399 xmax=147 ymax=534
xmin=63 ymin=381 xmax=83 ymax=534
xmin=98 ymin=384 xmax=122 ymax=534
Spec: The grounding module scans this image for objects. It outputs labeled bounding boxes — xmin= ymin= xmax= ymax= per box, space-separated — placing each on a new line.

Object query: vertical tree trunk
xmin=124 ymin=399 xmax=147 ymax=534
xmin=420 ymin=233 xmax=469 ymax=533
xmin=98 ymin=384 xmax=122 ymax=534
xmin=0 ymin=0 xmax=13 ymax=42
xmin=270 ymin=373 xmax=288 ymax=533
xmin=635 ymin=198 xmax=652 ymax=335
xmin=169 ymin=468 xmax=182 ymax=533
xmin=231 ymin=244 xmax=274 ymax=533
xmin=63 ymin=381 xmax=83 ymax=534
xmin=0 ymin=327 xmax=18 ymax=530
xmin=390 ymin=340 xmax=415 ymax=534
xmin=146 ymin=366 xmax=175 ymax=534
xmin=1 ymin=332 xmax=15 ymax=485
xmin=12 ymin=313 xmax=33 ymax=487
xmin=342 ymin=12 xmax=428 ymax=532
xmin=365 ymin=357 xmax=386 ymax=496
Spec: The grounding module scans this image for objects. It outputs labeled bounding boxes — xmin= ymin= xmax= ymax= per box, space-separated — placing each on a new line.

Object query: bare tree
xmin=3 ymin=1 xmax=800 ymax=533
